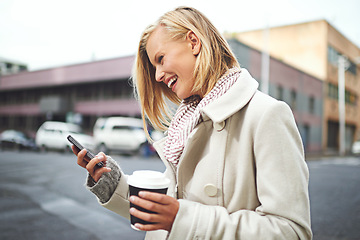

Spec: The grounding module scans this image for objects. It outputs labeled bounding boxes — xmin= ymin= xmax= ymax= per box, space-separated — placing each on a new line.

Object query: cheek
xmin=180 ymin=56 xmax=197 ymax=78
xmin=173 ymin=47 xmax=196 ymax=75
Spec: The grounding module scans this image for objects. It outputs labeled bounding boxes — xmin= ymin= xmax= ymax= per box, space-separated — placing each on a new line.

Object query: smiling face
xmin=146 ymin=26 xmax=201 ymax=100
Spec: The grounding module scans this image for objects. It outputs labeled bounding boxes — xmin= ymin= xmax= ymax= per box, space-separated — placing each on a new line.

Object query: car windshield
xmin=112 ymin=126 xmax=143 ymax=131
xmin=68 ymin=130 xmax=84 ymax=134
xmin=2 ymin=130 xmax=26 ymax=139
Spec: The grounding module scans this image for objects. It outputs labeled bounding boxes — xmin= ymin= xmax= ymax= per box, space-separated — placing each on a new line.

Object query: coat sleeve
xmin=168 ymin=101 xmax=312 ymax=240
xmin=85 ymin=156 xmax=131 ymax=220
xmin=98 ymin=170 xmax=131 ymax=220
xmin=85 ymin=156 xmax=122 ymax=203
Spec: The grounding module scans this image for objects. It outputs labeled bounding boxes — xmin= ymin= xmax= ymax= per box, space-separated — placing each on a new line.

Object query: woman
xmin=74 ymin=6 xmax=312 ymax=239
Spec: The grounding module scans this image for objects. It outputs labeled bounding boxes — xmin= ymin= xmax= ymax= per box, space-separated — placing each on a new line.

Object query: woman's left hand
xmin=129 ymin=191 xmax=179 ymax=232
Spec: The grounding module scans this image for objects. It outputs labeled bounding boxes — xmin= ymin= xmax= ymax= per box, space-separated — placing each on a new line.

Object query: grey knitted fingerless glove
xmin=85 ymin=156 xmax=122 ymax=203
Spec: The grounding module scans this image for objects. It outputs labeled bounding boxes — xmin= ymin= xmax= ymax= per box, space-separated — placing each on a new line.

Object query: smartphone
xmin=67 ymin=135 xmax=104 ymax=168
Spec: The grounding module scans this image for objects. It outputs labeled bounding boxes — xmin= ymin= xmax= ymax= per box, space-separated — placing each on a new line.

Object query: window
xmin=309 ymin=96 xmax=315 ymax=114
xmin=327 ymin=45 xmax=357 ymax=75
xmin=103 ymin=81 xmax=124 ymax=99
xmin=328 ymin=83 xmax=338 ymax=99
xmin=113 ymin=125 xmax=131 ymax=130
xmin=327 ymin=82 xmax=358 ymax=106
xmin=347 ymin=60 xmax=357 ymax=75
xmin=0 ymin=92 xmax=6 ymax=104
xmin=290 ymin=90 xmax=297 ymax=110
xmin=328 ymin=46 xmax=340 ymax=66
xmin=276 ymin=85 xmax=283 ymax=101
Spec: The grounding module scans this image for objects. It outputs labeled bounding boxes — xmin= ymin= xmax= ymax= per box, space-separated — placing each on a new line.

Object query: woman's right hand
xmin=72 ymin=146 xmax=111 ymax=182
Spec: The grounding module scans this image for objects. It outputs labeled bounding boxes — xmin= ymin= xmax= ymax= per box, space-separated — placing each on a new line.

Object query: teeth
xmin=167 ymin=76 xmax=177 ymax=88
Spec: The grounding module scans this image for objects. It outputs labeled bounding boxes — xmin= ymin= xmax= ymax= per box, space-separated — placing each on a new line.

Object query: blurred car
xmin=93 ymin=117 xmax=147 ymax=154
xmin=352 ymin=139 xmax=360 ymax=155
xmin=0 ymin=129 xmax=38 ymax=151
xmin=36 ymin=121 xmax=95 ymax=152
xmin=93 ymin=116 xmax=164 ymax=156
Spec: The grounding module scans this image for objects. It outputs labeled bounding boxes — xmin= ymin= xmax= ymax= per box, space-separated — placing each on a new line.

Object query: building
xmin=1 ymin=39 xmax=323 ymax=154
xmin=228 ymin=39 xmax=323 ymax=154
xmin=231 ymin=20 xmax=360 ymax=153
xmin=0 ymin=56 xmax=139 ymax=136
xmin=0 ymin=57 xmax=28 ymax=75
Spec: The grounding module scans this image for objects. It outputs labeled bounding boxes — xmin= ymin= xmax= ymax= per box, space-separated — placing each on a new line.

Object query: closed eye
xmin=158 ymin=55 xmax=164 ymax=64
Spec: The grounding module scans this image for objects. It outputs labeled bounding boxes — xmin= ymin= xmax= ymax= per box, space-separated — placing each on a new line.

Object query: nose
xmin=155 ymin=67 xmax=165 ymax=82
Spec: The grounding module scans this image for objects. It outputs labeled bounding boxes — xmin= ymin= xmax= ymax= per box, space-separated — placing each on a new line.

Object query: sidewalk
xmin=305 ymin=152 xmax=359 ymax=161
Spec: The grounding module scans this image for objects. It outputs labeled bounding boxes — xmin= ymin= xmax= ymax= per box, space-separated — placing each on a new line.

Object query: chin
xmin=175 ymin=89 xmax=195 ymax=100
xmin=177 ymin=94 xmax=191 ymax=100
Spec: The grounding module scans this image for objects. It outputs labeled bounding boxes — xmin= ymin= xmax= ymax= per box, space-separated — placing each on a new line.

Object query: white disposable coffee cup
xmin=127 ymin=170 xmax=170 ymax=231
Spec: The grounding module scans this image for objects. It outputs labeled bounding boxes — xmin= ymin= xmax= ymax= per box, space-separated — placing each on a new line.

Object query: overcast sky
xmin=1 ymin=0 xmax=359 ymax=71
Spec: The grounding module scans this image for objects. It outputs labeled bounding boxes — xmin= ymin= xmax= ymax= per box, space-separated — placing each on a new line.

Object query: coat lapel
xmin=202 ymin=69 xmax=259 ymax=123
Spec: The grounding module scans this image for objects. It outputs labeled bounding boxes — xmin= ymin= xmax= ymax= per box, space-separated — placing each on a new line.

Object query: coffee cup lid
xmin=127 ymin=170 xmax=170 ymax=189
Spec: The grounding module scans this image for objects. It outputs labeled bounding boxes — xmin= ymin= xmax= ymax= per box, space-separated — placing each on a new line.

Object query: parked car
xmin=352 ymin=139 xmax=360 ymax=155
xmin=0 ymin=129 xmax=38 ymax=151
xmin=94 ymin=116 xmax=157 ymax=155
xmin=36 ymin=121 xmax=95 ymax=152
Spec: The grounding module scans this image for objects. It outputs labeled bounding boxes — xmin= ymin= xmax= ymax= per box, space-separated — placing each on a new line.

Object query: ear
xmin=186 ymin=31 xmax=201 ymax=55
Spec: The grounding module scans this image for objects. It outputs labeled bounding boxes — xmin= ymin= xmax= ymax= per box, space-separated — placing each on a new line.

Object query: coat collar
xmin=153 ymin=68 xmax=259 ymax=155
xmin=201 ymin=68 xmax=259 ymax=123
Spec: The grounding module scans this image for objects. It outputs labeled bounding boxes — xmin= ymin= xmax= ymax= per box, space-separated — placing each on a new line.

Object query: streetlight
xmin=337 ymin=55 xmax=348 ymax=156
xmin=338 ymin=55 xmax=360 ymax=156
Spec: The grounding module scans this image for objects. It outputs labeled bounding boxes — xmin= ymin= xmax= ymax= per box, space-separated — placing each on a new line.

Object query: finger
xmin=138 ymin=191 xmax=173 ymax=205
xmin=77 ymin=149 xmax=88 ymax=168
xmin=96 ymin=152 xmax=107 ymax=166
xmin=129 ymin=193 xmax=179 ymax=232
xmin=134 ymin=222 xmax=164 ymax=232
xmin=86 ymin=154 xmax=110 ymax=181
xmin=130 ymin=195 xmax=161 ymax=213
xmin=129 ymin=206 xmax=173 ymax=232
xmin=86 ymin=154 xmax=106 ymax=170
xmin=130 ymin=207 xmax=162 ymax=222
xmin=97 ymin=152 xmax=106 ymax=157
xmin=129 ymin=194 xmax=175 ymax=217
xmin=91 ymin=167 xmax=111 ymax=182
xmin=71 ymin=145 xmax=79 ymax=155
xmin=134 ymin=223 xmax=160 ymax=231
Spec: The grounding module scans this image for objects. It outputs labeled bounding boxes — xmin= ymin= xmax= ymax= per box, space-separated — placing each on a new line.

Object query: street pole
xmin=338 ymin=55 xmax=346 ymax=156
xmin=261 ymin=25 xmax=270 ymax=95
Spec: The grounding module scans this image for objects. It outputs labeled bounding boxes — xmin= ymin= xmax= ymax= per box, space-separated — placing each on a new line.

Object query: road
xmin=0 ymin=151 xmax=359 ymax=240
xmin=307 ymin=156 xmax=360 ymax=240
xmin=0 ymin=151 xmax=165 ymax=240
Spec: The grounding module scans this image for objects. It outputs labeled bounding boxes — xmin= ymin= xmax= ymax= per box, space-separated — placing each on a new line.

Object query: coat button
xmin=213 ymin=121 xmax=225 ymax=131
xmin=204 ymin=184 xmax=218 ymax=197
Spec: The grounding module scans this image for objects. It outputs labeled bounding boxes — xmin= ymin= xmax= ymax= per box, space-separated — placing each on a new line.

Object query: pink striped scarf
xmin=164 ymin=67 xmax=241 ymax=166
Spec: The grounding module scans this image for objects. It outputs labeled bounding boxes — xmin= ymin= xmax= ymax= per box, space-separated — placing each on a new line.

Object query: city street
xmin=0 ymin=150 xmax=359 ymax=240
xmin=307 ymin=156 xmax=360 ymax=240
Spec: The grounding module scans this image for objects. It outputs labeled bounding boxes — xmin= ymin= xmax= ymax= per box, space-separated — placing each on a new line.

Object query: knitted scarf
xmin=164 ymin=67 xmax=241 ymax=166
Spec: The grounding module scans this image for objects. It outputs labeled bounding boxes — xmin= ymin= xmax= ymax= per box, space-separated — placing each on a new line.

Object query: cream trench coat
xmin=101 ymin=69 xmax=312 ymax=240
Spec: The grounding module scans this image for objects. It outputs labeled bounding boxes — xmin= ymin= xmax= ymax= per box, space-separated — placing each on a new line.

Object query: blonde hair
xmin=133 ymin=6 xmax=239 ymax=139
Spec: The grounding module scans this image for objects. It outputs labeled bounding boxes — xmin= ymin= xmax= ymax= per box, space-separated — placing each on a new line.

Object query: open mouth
xmin=167 ymin=76 xmax=178 ymax=88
